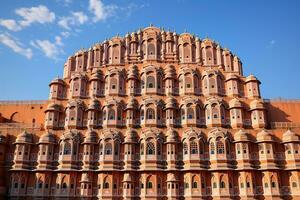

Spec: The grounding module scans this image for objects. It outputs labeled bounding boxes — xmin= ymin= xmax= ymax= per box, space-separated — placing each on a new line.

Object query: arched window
xmin=146 ymin=142 xmax=155 ymax=155
xmin=64 ymin=140 xmax=71 ymax=155
xmin=181 ymin=108 xmax=185 ymax=120
xmin=108 ymin=109 xmax=115 ymax=120
xmin=140 ymin=143 xmax=144 ymax=155
xmin=146 ymin=108 xmax=155 ymax=119
xmin=183 ymin=142 xmax=188 ymax=155
xmin=292 ymin=182 xmax=297 ymax=188
xmin=147 ymin=76 xmax=155 ymax=88
xmin=185 ymin=76 xmax=192 ymax=88
xmin=220 ymin=181 xmax=225 ymax=188
xmin=187 ymin=107 xmax=194 ymax=119
xmin=110 ymin=77 xmax=117 ymax=90
xmin=192 ymin=181 xmax=198 ymax=188
xmin=190 ymin=140 xmax=198 ymax=154
xmin=140 ymin=109 xmax=144 ymax=120
xmin=210 ymin=142 xmax=215 ymax=154
xmin=213 ymin=182 xmax=217 ymax=188
xmin=62 ymin=183 xmax=67 ymax=189
xmin=104 ymin=182 xmax=109 ymax=189
xmin=147 ymin=181 xmax=153 ymax=189
xmin=105 ymin=143 xmax=112 ymax=155
xmin=216 ymin=138 xmax=225 ymax=154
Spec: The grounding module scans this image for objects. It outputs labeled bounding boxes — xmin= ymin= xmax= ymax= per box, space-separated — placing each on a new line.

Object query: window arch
xmin=146 ymin=108 xmax=155 ymax=120
xmin=190 ymin=140 xmax=198 ymax=154
xmin=64 ymin=140 xmax=71 ymax=155
xmin=108 ymin=109 xmax=115 ymax=120
xmin=146 ymin=142 xmax=155 ymax=155
xmin=105 ymin=143 xmax=112 ymax=155
xmin=183 ymin=142 xmax=188 ymax=155
xmin=216 ymin=138 xmax=225 ymax=154
xmin=147 ymin=181 xmax=153 ymax=189
xmin=220 ymin=181 xmax=226 ymax=188
xmin=147 ymin=76 xmax=155 ymax=88
xmin=192 ymin=181 xmax=198 ymax=188
xmin=210 ymin=142 xmax=215 ymax=154
xmin=110 ymin=77 xmax=117 ymax=90
xmin=187 ymin=107 xmax=194 ymax=119
xmin=104 ymin=182 xmax=109 ymax=189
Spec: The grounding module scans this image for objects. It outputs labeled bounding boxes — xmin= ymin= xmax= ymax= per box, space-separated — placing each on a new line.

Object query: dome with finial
xmin=250 ymin=99 xmax=265 ymax=110
xmin=15 ymin=131 xmax=33 ymax=144
xmin=229 ymin=98 xmax=243 ymax=109
xmin=165 ymin=97 xmax=177 ymax=109
xmin=164 ymin=64 xmax=176 ymax=79
xmin=126 ymin=97 xmax=138 ymax=110
xmin=225 ymin=74 xmax=239 ymax=82
xmin=83 ymin=129 xmax=98 ymax=144
xmin=87 ymin=99 xmax=100 ymax=110
xmin=167 ymin=173 xmax=178 ymax=182
xmin=234 ymin=129 xmax=252 ymax=142
xmin=45 ymin=103 xmax=62 ymax=112
xmin=123 ymin=173 xmax=133 ymax=182
xmin=39 ymin=131 xmax=56 ymax=144
xmin=166 ymin=128 xmax=178 ymax=143
xmin=282 ymin=129 xmax=299 ymax=143
xmin=80 ymin=173 xmax=91 ymax=182
xmin=127 ymin=65 xmax=139 ymax=80
xmin=124 ymin=129 xmax=137 ymax=143
xmin=90 ymin=70 xmax=103 ymax=81
xmin=245 ymin=74 xmax=260 ymax=83
xmin=257 ymin=129 xmax=274 ymax=142
xmin=49 ymin=77 xmax=64 ymax=86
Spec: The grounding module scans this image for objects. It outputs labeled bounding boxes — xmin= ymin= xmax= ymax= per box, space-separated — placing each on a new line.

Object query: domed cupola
xmin=257 ymin=129 xmax=274 ymax=143
xmin=39 ymin=131 xmax=56 ymax=144
xmin=250 ymin=99 xmax=266 ymax=129
xmin=234 ymin=129 xmax=251 ymax=143
xmin=15 ymin=131 xmax=33 ymax=144
xmin=124 ymin=128 xmax=138 ymax=144
xmin=282 ymin=129 xmax=299 ymax=143
xmin=89 ymin=70 xmax=104 ymax=97
xmin=166 ymin=128 xmax=178 ymax=143
xmin=13 ymin=131 xmax=33 ymax=170
xmin=245 ymin=74 xmax=261 ymax=98
xmin=229 ymin=98 xmax=244 ymax=128
xmin=49 ymin=77 xmax=65 ymax=100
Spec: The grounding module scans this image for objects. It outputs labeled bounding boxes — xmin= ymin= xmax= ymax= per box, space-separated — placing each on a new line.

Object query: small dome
xmin=234 ymin=129 xmax=251 ymax=142
xmin=165 ymin=97 xmax=177 ymax=109
xmin=46 ymin=103 xmax=62 ymax=112
xmin=225 ymin=74 xmax=239 ymax=81
xmin=257 ymin=129 xmax=274 ymax=142
xmin=90 ymin=71 xmax=103 ymax=81
xmin=83 ymin=129 xmax=98 ymax=144
xmin=127 ymin=65 xmax=139 ymax=80
xmin=80 ymin=173 xmax=91 ymax=182
xmin=166 ymin=129 xmax=178 ymax=143
xmin=123 ymin=173 xmax=133 ymax=182
xmin=49 ymin=78 xmax=64 ymax=86
xmin=229 ymin=98 xmax=243 ymax=109
xmin=124 ymin=129 xmax=137 ymax=143
xmin=167 ymin=173 xmax=178 ymax=182
xmin=15 ymin=131 xmax=33 ymax=144
xmin=126 ymin=98 xmax=138 ymax=110
xmin=87 ymin=99 xmax=100 ymax=110
xmin=282 ymin=129 xmax=299 ymax=143
xmin=164 ymin=65 xmax=176 ymax=79
xmin=250 ymin=100 xmax=265 ymax=110
xmin=39 ymin=131 xmax=56 ymax=144
xmin=245 ymin=74 xmax=260 ymax=83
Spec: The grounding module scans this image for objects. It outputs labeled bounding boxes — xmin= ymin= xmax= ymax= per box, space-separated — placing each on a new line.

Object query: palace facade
xmin=0 ymin=26 xmax=300 ymax=200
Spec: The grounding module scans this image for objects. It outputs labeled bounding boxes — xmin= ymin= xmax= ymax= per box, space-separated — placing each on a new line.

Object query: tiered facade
xmin=0 ymin=26 xmax=300 ymax=200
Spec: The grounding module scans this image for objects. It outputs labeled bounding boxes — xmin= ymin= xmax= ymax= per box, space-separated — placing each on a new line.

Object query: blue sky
xmin=0 ymin=0 xmax=300 ymax=100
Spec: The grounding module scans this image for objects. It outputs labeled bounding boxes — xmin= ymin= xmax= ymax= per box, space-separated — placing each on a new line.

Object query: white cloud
xmin=0 ymin=33 xmax=32 ymax=59
xmin=58 ymin=11 xmax=88 ymax=30
xmin=31 ymin=38 xmax=63 ymax=60
xmin=61 ymin=31 xmax=70 ymax=38
xmin=55 ymin=36 xmax=63 ymax=46
xmin=270 ymin=40 xmax=276 ymax=45
xmin=16 ymin=5 xmax=55 ymax=27
xmin=89 ymin=0 xmax=117 ymax=22
xmin=0 ymin=5 xmax=55 ymax=31
xmin=0 ymin=19 xmax=22 ymax=31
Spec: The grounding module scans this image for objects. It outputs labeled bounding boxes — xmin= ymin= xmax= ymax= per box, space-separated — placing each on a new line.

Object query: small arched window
xmin=192 ymin=181 xmax=198 ymax=188
xmin=190 ymin=140 xmax=198 ymax=154
xmin=146 ymin=142 xmax=155 ymax=155
xmin=210 ymin=142 xmax=215 ymax=154
xmin=62 ymin=183 xmax=67 ymax=189
xmin=147 ymin=181 xmax=153 ymax=189
xmin=105 ymin=143 xmax=112 ymax=155
xmin=108 ymin=109 xmax=115 ymax=120
xmin=216 ymin=138 xmax=225 ymax=154
xmin=220 ymin=181 xmax=225 ymax=188
xmin=64 ymin=140 xmax=71 ymax=155
xmin=187 ymin=107 xmax=194 ymax=119
xmin=183 ymin=142 xmax=188 ymax=155
xmin=146 ymin=108 xmax=155 ymax=120
xmin=147 ymin=76 xmax=155 ymax=88
xmin=104 ymin=182 xmax=109 ymax=189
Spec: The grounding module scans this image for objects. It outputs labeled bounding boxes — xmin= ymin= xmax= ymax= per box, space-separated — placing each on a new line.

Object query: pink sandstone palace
xmin=1 ymin=25 xmax=300 ymax=200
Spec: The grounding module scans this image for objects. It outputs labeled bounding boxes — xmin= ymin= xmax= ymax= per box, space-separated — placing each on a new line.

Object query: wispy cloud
xmin=0 ymin=33 xmax=32 ymax=59
xmin=0 ymin=19 xmax=22 ymax=31
xmin=58 ymin=11 xmax=88 ymax=30
xmin=30 ymin=36 xmax=64 ymax=60
xmin=88 ymin=0 xmax=117 ymax=22
xmin=0 ymin=5 xmax=55 ymax=31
